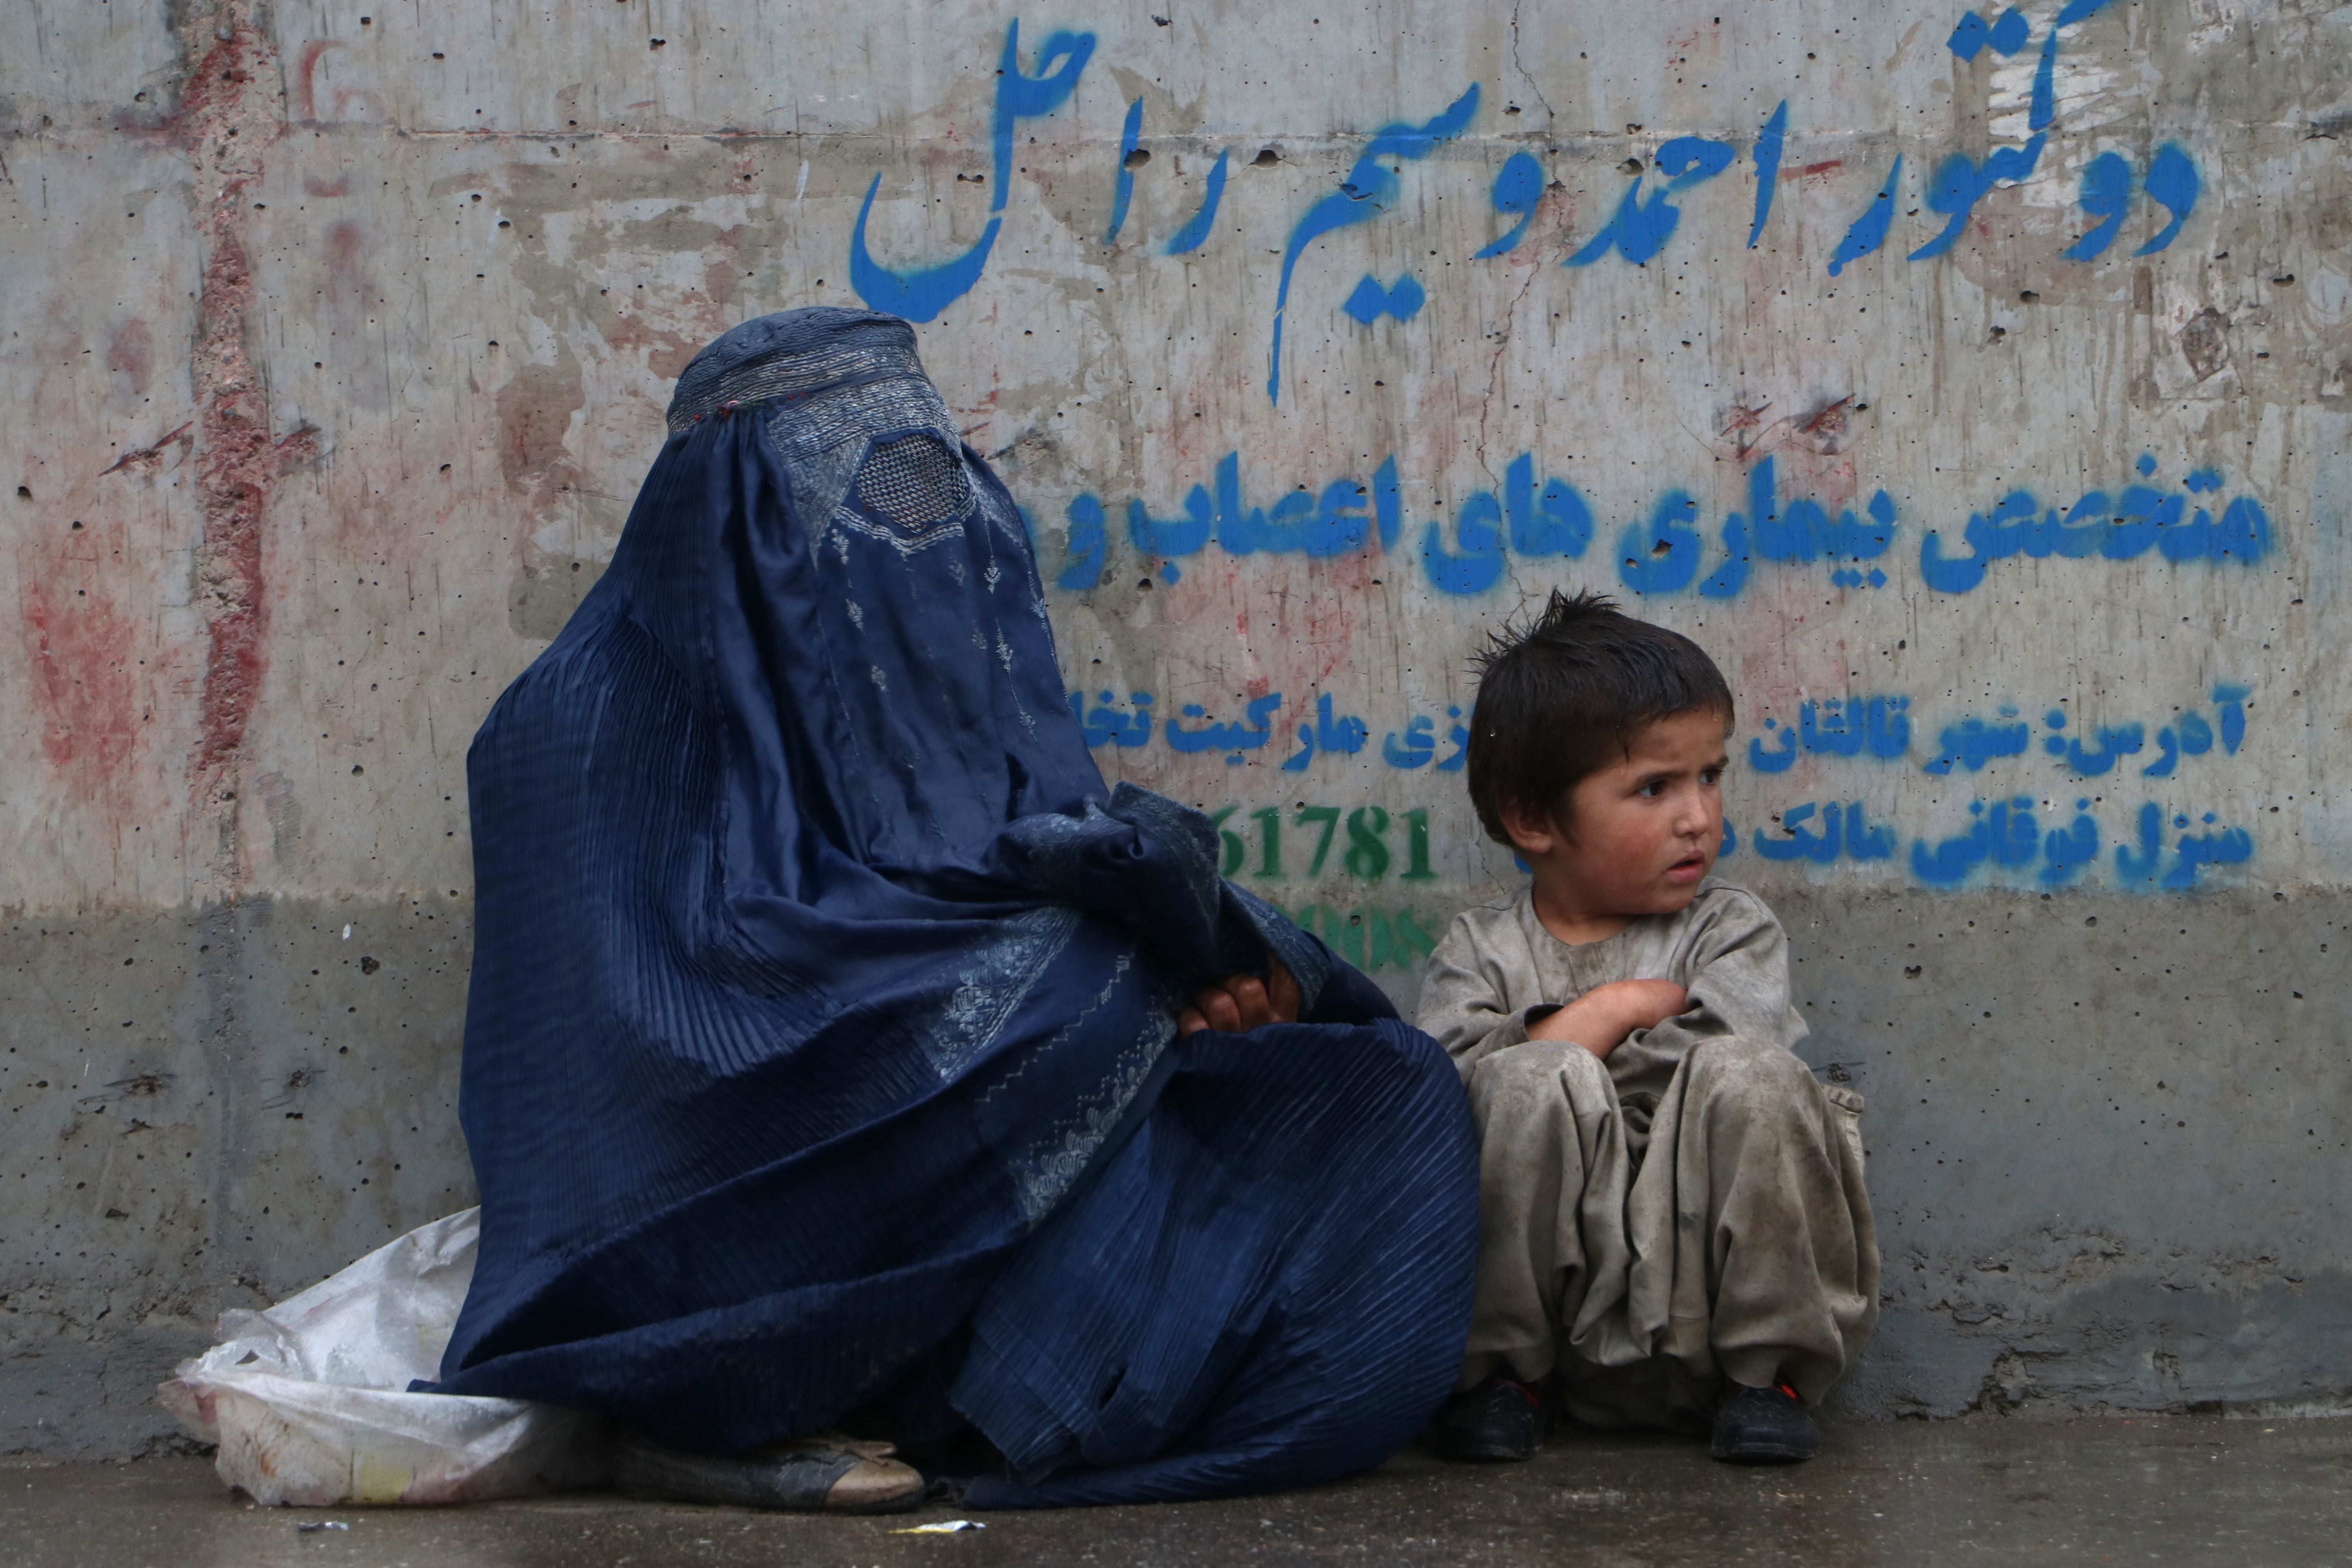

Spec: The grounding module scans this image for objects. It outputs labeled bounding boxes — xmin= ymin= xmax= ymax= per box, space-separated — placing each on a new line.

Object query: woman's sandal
xmin=612 ymin=1430 xmax=927 ymax=1512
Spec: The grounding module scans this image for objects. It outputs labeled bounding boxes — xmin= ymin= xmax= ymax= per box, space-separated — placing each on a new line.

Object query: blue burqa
xmin=434 ymin=308 xmax=1477 ymax=1505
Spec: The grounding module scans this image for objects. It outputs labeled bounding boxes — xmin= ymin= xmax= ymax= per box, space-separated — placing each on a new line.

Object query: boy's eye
xmin=1701 ymin=768 xmax=1722 ymax=785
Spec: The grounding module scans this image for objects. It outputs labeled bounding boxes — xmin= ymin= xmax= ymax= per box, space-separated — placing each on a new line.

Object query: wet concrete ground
xmin=6 ymin=1415 xmax=2347 ymax=1568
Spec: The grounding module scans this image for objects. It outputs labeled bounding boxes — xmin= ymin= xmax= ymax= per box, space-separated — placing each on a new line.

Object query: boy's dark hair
xmin=1465 ymin=589 xmax=1733 ymax=845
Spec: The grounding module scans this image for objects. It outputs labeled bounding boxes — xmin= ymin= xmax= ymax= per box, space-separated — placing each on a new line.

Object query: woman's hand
xmin=1177 ymin=959 xmax=1303 ymax=1037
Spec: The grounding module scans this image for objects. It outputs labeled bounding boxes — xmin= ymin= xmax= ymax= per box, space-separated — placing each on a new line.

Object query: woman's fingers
xmin=1184 ymin=964 xmax=1302 ymax=1035
xmin=1267 ymin=959 xmax=1302 ymax=1022
xmin=1227 ymin=975 xmax=1271 ymax=1029
xmin=1199 ymin=985 xmax=1246 ymax=1034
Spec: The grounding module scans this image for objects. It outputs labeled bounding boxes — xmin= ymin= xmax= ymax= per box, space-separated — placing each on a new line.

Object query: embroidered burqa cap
xmin=434 ymin=307 xmax=1476 ymax=1504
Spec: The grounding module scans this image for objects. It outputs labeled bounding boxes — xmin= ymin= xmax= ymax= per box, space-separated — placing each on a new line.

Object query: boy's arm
xmin=1610 ymin=890 xmax=1808 ymax=1098
xmin=1526 ymin=980 xmax=1689 ymax=1060
xmin=1415 ymin=914 xmax=1538 ymax=1078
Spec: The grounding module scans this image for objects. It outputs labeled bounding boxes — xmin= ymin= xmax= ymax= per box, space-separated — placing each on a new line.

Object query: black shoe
xmin=1430 ymin=1375 xmax=1546 ymax=1462
xmin=1710 ymin=1382 xmax=1819 ymax=1464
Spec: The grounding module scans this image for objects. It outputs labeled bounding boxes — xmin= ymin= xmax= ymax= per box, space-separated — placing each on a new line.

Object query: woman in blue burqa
xmin=433 ymin=308 xmax=1477 ymax=1510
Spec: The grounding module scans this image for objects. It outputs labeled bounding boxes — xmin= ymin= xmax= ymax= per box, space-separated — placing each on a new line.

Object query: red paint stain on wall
xmin=189 ymin=226 xmax=274 ymax=788
xmin=169 ymin=14 xmax=305 ymax=809
xmin=290 ymin=36 xmax=382 ymax=123
xmin=106 ymin=320 xmax=154 ymax=395
xmin=599 ymin=309 xmax=709 ymax=382
xmin=15 ymin=498 xmax=143 ymax=806
xmin=99 ymin=421 xmax=194 ymax=476
xmin=165 ymin=19 xmax=267 ymax=152
xmin=703 ymin=255 xmax=740 ymax=310
xmin=323 ymin=218 xmax=365 ymax=279
xmin=293 ymin=39 xmax=343 ymax=122
xmin=323 ymin=219 xmax=375 ymax=331
xmin=495 ymin=358 xmax=587 ymax=536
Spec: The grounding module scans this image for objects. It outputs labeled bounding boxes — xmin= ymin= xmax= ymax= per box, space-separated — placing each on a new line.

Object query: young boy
xmin=1419 ymin=590 xmax=1877 ymax=1465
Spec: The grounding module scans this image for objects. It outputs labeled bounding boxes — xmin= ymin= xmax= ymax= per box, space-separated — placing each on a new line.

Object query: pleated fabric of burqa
xmin=429 ymin=308 xmax=1478 ymax=1505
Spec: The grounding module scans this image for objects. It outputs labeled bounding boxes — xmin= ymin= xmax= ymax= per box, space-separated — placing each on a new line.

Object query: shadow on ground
xmin=6 ymin=1415 xmax=2347 ymax=1567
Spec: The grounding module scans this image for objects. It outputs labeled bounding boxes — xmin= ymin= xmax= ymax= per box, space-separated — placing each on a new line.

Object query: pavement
xmin=6 ymin=1415 xmax=2348 ymax=1568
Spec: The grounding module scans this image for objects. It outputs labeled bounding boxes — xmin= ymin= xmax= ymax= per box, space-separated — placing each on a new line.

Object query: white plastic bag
xmin=158 ymin=1209 xmax=606 ymax=1506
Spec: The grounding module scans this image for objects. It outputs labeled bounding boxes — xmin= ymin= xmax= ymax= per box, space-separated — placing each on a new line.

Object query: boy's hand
xmin=1527 ymin=979 xmax=1689 ymax=1061
xmin=1177 ymin=959 xmax=1303 ymax=1037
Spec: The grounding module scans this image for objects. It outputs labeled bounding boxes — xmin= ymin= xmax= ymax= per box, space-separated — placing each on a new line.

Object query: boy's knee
xmin=1684 ymin=1035 xmax=1820 ymax=1117
xmin=1467 ymin=1039 xmax=1606 ymax=1119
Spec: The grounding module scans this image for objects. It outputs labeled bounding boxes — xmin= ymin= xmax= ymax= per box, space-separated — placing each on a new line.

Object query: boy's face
xmin=1505 ymin=707 xmax=1729 ymax=929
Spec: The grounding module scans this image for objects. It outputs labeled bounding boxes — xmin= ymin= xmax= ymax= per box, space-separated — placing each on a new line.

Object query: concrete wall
xmin=4 ymin=0 xmax=2348 ymax=1455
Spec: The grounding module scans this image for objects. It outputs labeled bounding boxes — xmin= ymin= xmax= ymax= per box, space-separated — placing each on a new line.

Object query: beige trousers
xmin=1458 ymin=1037 xmax=1877 ymax=1431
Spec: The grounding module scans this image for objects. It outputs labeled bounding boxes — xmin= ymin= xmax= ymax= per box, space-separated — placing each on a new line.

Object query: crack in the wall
xmin=169 ymin=0 xmax=312 ymax=881
xmin=1507 ymin=2 xmax=1558 ymax=128
xmin=1472 ymin=263 xmax=1542 ymax=491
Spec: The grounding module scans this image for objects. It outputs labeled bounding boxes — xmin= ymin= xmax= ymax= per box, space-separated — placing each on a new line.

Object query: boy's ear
xmin=1498 ymin=796 xmax=1561 ymax=858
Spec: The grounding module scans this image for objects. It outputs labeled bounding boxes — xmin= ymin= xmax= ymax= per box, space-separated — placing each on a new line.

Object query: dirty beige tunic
xmin=1418 ymin=878 xmax=1877 ymax=1428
